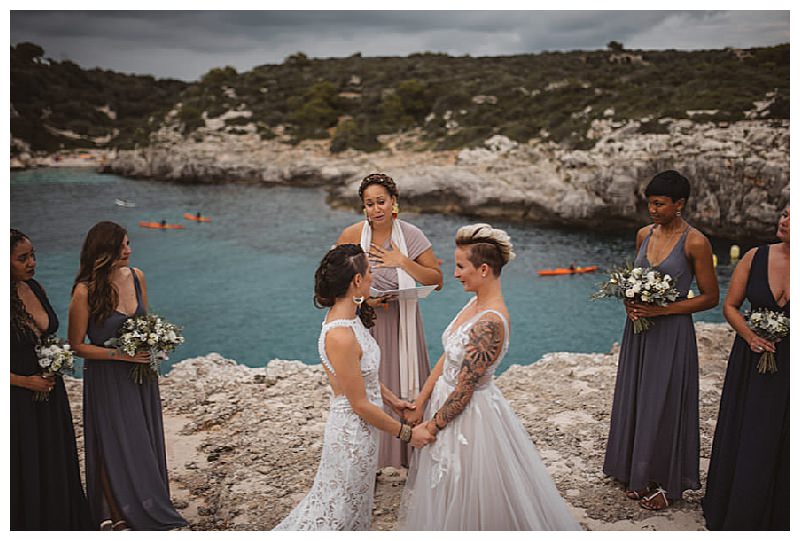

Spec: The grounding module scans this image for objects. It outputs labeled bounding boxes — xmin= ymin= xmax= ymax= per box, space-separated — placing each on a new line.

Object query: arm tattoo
xmin=433 ymin=319 xmax=503 ymax=430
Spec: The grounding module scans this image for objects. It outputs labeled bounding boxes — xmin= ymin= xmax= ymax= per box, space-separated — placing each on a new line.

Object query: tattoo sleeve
xmin=433 ymin=318 xmax=504 ymax=431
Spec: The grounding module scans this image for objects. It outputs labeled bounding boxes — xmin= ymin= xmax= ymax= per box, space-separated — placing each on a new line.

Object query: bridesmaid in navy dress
xmin=68 ymin=221 xmax=187 ymax=531
xmin=10 ymin=229 xmax=92 ymax=530
xmin=702 ymin=207 xmax=790 ymax=530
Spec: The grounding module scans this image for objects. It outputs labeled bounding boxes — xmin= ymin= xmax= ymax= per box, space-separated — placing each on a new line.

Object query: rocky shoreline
xmin=85 ymin=116 xmax=789 ymax=241
xmin=64 ymin=321 xmax=735 ymax=531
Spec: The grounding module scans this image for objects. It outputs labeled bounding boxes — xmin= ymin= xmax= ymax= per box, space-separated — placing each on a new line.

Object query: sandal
xmin=100 ymin=519 xmax=113 ymax=531
xmin=112 ymin=520 xmax=131 ymax=531
xmin=625 ymin=481 xmax=656 ymax=500
xmin=639 ymin=487 xmax=671 ymax=510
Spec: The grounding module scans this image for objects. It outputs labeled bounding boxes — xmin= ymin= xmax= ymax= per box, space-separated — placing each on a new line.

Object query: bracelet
xmin=398 ymin=423 xmax=412 ymax=443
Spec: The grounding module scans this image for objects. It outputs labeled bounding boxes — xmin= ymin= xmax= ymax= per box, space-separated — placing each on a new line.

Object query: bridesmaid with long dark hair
xmin=68 ymin=221 xmax=187 ymax=531
xmin=10 ymin=228 xmax=92 ymax=530
xmin=702 ymin=207 xmax=790 ymax=530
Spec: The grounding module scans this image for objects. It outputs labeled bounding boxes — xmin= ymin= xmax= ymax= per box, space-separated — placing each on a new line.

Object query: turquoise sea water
xmin=10 ymin=168 xmax=734 ymax=375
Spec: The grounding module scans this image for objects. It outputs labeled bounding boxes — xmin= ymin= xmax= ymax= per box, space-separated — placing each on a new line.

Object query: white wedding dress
xmin=399 ymin=298 xmax=581 ymax=530
xmin=274 ymin=317 xmax=382 ymax=530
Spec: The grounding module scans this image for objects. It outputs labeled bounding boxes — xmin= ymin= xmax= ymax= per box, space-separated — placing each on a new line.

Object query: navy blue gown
xmin=702 ymin=245 xmax=789 ymax=530
xmin=11 ymin=279 xmax=93 ymax=530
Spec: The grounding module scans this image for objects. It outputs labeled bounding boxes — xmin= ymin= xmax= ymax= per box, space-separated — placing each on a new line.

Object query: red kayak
xmin=538 ymin=265 xmax=598 ymax=276
xmin=184 ymin=213 xmax=212 ymax=222
xmin=138 ymin=221 xmax=185 ymax=230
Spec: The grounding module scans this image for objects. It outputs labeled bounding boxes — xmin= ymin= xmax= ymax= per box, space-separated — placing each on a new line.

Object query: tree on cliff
xmin=607 ymin=41 xmax=625 ymax=52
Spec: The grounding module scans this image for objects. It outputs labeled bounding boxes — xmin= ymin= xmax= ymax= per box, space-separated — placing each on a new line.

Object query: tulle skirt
xmin=399 ymin=378 xmax=581 ymax=530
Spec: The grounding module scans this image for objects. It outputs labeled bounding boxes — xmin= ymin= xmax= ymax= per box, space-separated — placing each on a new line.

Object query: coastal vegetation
xmin=11 ymin=41 xmax=789 ymax=154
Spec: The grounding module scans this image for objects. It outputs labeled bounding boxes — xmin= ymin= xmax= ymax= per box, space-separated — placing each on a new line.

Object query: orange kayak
xmin=138 ymin=221 xmax=185 ymax=230
xmin=538 ymin=265 xmax=598 ymax=276
xmin=183 ymin=213 xmax=212 ymax=222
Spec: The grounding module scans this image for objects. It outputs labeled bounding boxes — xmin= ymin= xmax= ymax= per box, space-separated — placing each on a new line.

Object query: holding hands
xmin=409 ymin=423 xmax=436 ymax=448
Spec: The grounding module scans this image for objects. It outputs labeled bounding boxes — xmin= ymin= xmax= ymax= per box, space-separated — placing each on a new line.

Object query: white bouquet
xmin=105 ymin=313 xmax=184 ymax=384
xmin=592 ymin=264 xmax=680 ymax=334
xmin=34 ymin=335 xmax=75 ymax=401
xmin=746 ymin=308 xmax=790 ymax=374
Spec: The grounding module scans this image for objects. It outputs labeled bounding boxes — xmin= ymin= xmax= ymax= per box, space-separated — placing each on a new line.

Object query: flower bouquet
xmin=105 ymin=313 xmax=184 ymax=384
xmin=34 ymin=335 xmax=75 ymax=401
xmin=746 ymin=308 xmax=789 ymax=374
xmin=592 ymin=264 xmax=680 ymax=333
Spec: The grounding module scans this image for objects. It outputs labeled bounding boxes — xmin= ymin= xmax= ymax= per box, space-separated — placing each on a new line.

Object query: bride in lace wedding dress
xmin=399 ymin=224 xmax=582 ymax=530
xmin=274 ymin=244 xmax=435 ymax=531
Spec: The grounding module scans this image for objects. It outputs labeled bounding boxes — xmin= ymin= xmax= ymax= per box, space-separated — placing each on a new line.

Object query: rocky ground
xmin=64 ymin=322 xmax=735 ymax=531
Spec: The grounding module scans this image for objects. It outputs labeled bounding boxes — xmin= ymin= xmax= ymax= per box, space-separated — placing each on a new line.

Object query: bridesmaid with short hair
xmin=603 ymin=170 xmax=719 ymax=510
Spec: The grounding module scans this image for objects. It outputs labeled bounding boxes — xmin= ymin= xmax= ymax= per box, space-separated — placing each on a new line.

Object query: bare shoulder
xmin=131 ymin=267 xmax=146 ymax=280
xmin=338 ymin=222 xmax=364 ymax=244
xmin=636 ymin=225 xmax=653 ymax=241
xmin=685 ymin=227 xmax=712 ymax=251
xmin=71 ymin=282 xmax=88 ymax=300
xmin=325 ymin=325 xmax=358 ymax=350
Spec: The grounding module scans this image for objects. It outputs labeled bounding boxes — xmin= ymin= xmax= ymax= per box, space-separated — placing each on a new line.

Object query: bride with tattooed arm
xmin=399 ymin=224 xmax=581 ymax=530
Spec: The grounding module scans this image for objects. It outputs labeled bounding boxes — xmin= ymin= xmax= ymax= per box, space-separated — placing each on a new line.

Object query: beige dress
xmin=366 ymin=219 xmax=433 ymax=468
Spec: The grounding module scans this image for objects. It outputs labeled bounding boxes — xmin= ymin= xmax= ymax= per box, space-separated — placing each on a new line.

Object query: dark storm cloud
xmin=10 ymin=10 xmax=789 ymax=81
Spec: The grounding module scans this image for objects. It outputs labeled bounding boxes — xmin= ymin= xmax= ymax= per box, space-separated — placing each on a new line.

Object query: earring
xmin=363 ymin=209 xmax=368 ymax=219
xmin=392 ymin=203 xmax=400 ymax=217
xmin=352 ymin=296 xmax=364 ymax=306
xmin=676 ymin=210 xmax=682 ymax=216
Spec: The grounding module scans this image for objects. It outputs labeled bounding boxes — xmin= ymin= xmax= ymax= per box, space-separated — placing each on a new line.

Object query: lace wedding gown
xmin=274 ymin=317 xmax=382 ymax=530
xmin=399 ymin=298 xmax=581 ymax=530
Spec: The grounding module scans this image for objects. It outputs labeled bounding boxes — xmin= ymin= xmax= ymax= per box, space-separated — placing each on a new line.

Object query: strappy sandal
xmin=639 ymin=487 xmax=671 ymax=510
xmin=112 ymin=520 xmax=131 ymax=531
xmin=100 ymin=519 xmax=113 ymax=530
xmin=625 ymin=481 xmax=656 ymax=500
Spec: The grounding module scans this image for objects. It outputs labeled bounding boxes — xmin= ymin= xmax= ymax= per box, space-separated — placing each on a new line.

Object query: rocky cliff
xmin=100 ymin=117 xmax=788 ymax=241
xmin=65 ymin=322 xmax=736 ymax=530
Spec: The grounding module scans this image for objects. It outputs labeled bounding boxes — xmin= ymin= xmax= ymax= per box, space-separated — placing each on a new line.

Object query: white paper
xmin=370 ymin=284 xmax=437 ymax=300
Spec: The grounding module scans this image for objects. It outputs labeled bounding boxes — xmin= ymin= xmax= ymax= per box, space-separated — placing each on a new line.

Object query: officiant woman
xmin=337 ymin=173 xmax=442 ymax=468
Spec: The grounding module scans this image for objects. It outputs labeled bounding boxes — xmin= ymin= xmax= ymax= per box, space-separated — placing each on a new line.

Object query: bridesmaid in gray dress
xmin=68 ymin=221 xmax=187 ymax=530
xmin=603 ymin=171 xmax=719 ymax=510
xmin=338 ymin=173 xmax=443 ymax=468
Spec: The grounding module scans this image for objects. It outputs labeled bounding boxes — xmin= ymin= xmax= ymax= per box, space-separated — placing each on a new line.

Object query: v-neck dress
xmin=603 ymin=226 xmax=701 ymax=500
xmin=11 ymin=279 xmax=93 ymax=530
xmin=83 ymin=269 xmax=187 ymax=530
xmin=702 ymin=244 xmax=789 ymax=530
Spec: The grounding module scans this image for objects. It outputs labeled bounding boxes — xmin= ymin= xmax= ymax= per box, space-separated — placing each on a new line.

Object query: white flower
xmin=625 ymin=289 xmax=635 ymax=298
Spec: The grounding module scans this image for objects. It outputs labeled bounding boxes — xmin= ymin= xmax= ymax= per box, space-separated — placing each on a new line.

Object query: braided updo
xmin=455 ymin=223 xmax=516 ymax=276
xmin=358 ymin=173 xmax=399 ymax=201
xmin=314 ymin=244 xmax=376 ymax=328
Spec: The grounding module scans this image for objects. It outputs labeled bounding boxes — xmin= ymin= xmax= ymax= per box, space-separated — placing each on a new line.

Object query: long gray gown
xmin=603 ymin=226 xmax=701 ymax=501
xmin=83 ymin=268 xmax=187 ymax=530
xmin=367 ymin=219 xmax=433 ymax=468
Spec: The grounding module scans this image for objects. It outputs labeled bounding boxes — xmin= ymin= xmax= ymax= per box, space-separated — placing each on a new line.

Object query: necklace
xmin=649 ymin=224 xmax=687 ymax=265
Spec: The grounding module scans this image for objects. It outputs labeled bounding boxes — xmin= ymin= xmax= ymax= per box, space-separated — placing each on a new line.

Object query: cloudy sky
xmin=10 ymin=9 xmax=790 ymax=81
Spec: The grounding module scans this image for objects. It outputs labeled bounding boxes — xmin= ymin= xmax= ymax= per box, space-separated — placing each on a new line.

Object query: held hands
xmin=404 ymin=404 xmax=425 ymax=427
xmin=390 ymin=398 xmax=416 ymax=420
xmin=409 ymin=423 xmax=436 ymax=448
xmin=369 ymin=242 xmax=407 ymax=270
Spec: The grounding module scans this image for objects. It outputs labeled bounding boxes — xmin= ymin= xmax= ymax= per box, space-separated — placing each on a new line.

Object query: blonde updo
xmin=455 ymin=223 xmax=516 ymax=276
